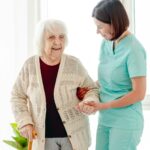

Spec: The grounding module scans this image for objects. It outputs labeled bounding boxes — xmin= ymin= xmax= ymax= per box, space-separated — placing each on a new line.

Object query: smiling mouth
xmin=52 ymin=48 xmax=61 ymax=51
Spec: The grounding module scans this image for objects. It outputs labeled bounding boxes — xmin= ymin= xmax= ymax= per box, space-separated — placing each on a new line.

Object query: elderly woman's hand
xmin=76 ymin=101 xmax=96 ymax=115
xmin=19 ymin=124 xmax=37 ymax=141
xmin=84 ymin=101 xmax=101 ymax=111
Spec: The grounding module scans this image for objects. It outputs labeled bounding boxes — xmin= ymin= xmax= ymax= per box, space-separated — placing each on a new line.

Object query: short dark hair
xmin=92 ymin=0 xmax=129 ymax=40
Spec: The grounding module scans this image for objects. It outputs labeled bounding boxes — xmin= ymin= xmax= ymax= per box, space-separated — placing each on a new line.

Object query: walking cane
xmin=28 ymin=130 xmax=37 ymax=150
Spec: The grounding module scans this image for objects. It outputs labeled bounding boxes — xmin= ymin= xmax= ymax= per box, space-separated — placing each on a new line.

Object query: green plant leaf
xmin=3 ymin=123 xmax=28 ymax=150
xmin=3 ymin=140 xmax=23 ymax=149
xmin=10 ymin=123 xmax=22 ymax=137
xmin=12 ymin=136 xmax=27 ymax=147
xmin=22 ymin=147 xmax=28 ymax=150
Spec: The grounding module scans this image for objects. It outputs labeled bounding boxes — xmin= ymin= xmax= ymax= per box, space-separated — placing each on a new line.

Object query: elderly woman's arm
xmin=75 ymin=61 xmax=100 ymax=114
xmin=11 ymin=63 xmax=33 ymax=128
xmin=11 ymin=62 xmax=35 ymax=140
xmin=77 ymin=80 xmax=100 ymax=100
xmin=79 ymin=65 xmax=99 ymax=102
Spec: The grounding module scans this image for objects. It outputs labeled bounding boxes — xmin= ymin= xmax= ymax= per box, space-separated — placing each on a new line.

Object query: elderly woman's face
xmin=43 ymin=31 xmax=65 ymax=61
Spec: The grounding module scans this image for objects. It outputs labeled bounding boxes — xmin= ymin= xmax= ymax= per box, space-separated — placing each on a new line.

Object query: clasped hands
xmin=76 ymin=101 xmax=100 ymax=115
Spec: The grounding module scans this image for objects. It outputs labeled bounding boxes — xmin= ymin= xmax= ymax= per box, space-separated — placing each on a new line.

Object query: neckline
xmin=115 ymin=30 xmax=131 ymax=45
xmin=40 ymin=57 xmax=60 ymax=67
xmin=111 ymin=33 xmax=133 ymax=55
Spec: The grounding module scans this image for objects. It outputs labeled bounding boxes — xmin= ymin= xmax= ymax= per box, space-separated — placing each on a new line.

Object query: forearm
xmin=82 ymin=78 xmax=99 ymax=102
xmin=85 ymin=77 xmax=146 ymax=111
xmin=103 ymin=90 xmax=145 ymax=109
xmin=84 ymin=89 xmax=99 ymax=101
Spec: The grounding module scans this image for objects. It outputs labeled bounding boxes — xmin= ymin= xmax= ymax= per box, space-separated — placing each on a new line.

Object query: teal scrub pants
xmin=96 ymin=125 xmax=143 ymax=150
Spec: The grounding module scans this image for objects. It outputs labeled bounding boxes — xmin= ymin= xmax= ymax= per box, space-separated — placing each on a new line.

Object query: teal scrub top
xmin=98 ymin=34 xmax=146 ymax=129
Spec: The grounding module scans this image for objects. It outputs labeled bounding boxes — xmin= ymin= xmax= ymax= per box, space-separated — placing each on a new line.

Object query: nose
xmin=97 ymin=29 xmax=102 ymax=35
xmin=54 ymin=37 xmax=61 ymax=44
xmin=97 ymin=29 xmax=100 ymax=34
xmin=96 ymin=27 xmax=102 ymax=34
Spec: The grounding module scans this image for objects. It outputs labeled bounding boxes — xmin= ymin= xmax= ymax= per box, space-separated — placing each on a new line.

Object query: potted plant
xmin=3 ymin=123 xmax=28 ymax=150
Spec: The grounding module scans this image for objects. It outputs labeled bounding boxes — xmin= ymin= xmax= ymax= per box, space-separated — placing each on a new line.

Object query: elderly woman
xmin=11 ymin=19 xmax=99 ymax=150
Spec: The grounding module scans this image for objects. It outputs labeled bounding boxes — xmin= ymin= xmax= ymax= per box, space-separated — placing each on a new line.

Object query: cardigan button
xmin=68 ymin=135 xmax=71 ymax=138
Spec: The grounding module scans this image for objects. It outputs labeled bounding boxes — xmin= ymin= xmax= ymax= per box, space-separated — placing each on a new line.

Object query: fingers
xmin=82 ymin=105 xmax=95 ymax=114
xmin=75 ymin=102 xmax=96 ymax=115
xmin=29 ymin=130 xmax=37 ymax=141
xmin=28 ymin=129 xmax=34 ymax=142
xmin=32 ymin=130 xmax=37 ymax=138
xmin=84 ymin=101 xmax=96 ymax=106
xmin=75 ymin=102 xmax=84 ymax=112
xmin=19 ymin=124 xmax=37 ymax=141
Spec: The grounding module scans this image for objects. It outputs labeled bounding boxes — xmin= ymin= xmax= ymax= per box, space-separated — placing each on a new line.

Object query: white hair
xmin=34 ymin=19 xmax=68 ymax=55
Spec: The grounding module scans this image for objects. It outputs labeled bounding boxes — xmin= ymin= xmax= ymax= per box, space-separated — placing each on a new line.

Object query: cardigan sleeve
xmin=10 ymin=60 xmax=34 ymax=129
xmin=77 ymin=59 xmax=100 ymax=102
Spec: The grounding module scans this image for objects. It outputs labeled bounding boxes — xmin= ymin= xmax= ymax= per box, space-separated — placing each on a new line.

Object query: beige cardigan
xmin=11 ymin=54 xmax=99 ymax=150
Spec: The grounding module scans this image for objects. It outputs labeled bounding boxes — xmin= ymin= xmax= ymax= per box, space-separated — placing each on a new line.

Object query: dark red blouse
xmin=40 ymin=58 xmax=67 ymax=138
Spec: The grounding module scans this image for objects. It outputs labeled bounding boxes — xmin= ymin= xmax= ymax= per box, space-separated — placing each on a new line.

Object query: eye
xmin=48 ymin=35 xmax=55 ymax=39
xmin=59 ymin=35 xmax=65 ymax=39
